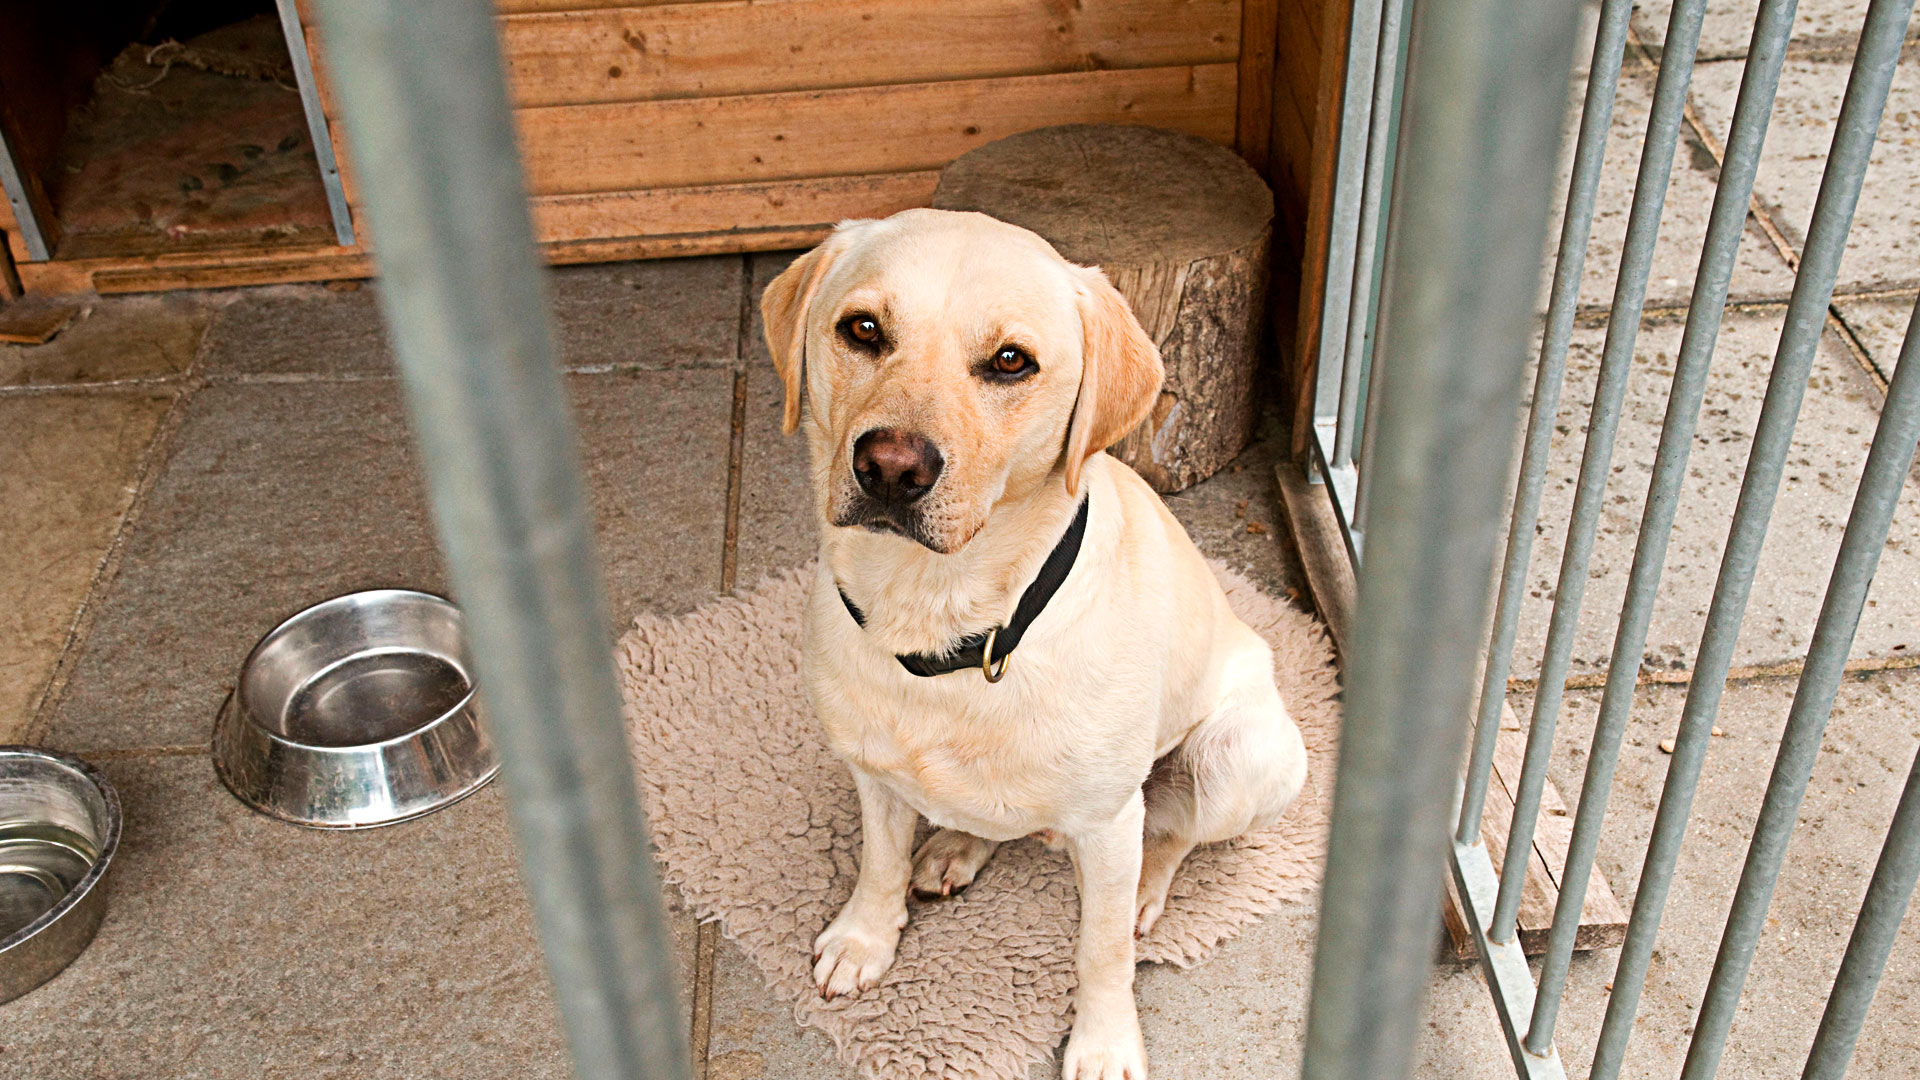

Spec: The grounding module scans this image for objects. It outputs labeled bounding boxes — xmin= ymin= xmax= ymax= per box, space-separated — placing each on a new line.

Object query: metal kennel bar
xmin=1297 ymin=1 xmax=1586 ymax=1079
xmin=1311 ymin=0 xmax=1920 ymax=1074
xmin=306 ymin=2 xmax=692 ymax=1080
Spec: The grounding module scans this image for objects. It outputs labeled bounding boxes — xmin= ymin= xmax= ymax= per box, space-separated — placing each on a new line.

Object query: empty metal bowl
xmin=213 ymin=590 xmax=497 ymax=829
xmin=0 ymin=747 xmax=120 ymax=1004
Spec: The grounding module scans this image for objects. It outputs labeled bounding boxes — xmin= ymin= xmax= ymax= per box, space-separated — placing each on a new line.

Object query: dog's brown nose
xmin=852 ymin=429 xmax=943 ymax=505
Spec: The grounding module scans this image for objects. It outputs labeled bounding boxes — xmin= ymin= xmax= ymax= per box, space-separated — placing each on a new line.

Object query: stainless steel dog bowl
xmin=0 ymin=747 xmax=120 ymax=1004
xmin=213 ymin=590 xmax=497 ymax=829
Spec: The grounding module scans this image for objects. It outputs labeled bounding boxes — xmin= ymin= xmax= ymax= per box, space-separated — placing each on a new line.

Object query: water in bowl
xmin=280 ymin=650 xmax=471 ymax=747
xmin=0 ymin=822 xmax=97 ymax=939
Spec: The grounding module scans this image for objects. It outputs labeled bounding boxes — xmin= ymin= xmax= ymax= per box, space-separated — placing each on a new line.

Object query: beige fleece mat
xmin=618 ymin=562 xmax=1340 ymax=1080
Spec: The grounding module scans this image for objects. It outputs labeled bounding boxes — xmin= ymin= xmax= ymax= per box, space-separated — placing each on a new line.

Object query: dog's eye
xmin=839 ymin=314 xmax=883 ymax=349
xmin=985 ymin=346 xmax=1036 ymax=381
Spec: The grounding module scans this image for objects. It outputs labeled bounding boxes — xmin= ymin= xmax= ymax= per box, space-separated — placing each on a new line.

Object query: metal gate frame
xmin=1306 ymin=0 xmax=1920 ymax=1078
xmin=300 ymin=0 xmax=1920 ymax=1077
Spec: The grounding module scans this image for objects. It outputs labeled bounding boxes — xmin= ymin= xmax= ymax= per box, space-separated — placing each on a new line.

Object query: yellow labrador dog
xmin=761 ymin=208 xmax=1307 ymax=1079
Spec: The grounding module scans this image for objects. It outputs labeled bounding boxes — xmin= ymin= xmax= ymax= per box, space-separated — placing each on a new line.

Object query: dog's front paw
xmin=1063 ymin=1012 xmax=1148 ymax=1080
xmin=811 ymin=912 xmax=902 ymax=999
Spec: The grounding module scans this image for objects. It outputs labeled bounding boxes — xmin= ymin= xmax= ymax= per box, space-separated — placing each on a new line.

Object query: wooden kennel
xmin=0 ymin=0 xmax=1341 ymax=356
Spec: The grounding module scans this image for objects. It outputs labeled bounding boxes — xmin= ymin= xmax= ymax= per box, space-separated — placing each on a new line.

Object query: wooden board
xmin=1273 ymin=458 xmax=1629 ymax=961
xmin=1289 ymin=0 xmax=1355 ymax=456
xmin=15 ymin=222 xmax=833 ymax=296
xmin=323 ymin=64 xmax=1238 ymax=200
xmin=529 ymin=170 xmax=937 ymax=243
xmin=484 ymin=0 xmax=1240 ymax=108
xmin=1234 ymin=0 xmax=1280 ymax=176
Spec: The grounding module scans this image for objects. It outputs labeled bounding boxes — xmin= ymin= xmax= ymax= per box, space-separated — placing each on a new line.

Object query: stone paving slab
xmin=199 ymin=257 xmax=742 ymax=378
xmin=1632 ymin=0 xmax=1882 ymax=61
xmin=1836 ymin=291 xmax=1919 ymax=377
xmin=46 ymin=370 xmax=729 ymax=752
xmin=706 ymin=938 xmax=861 ymax=1080
xmin=1504 ymin=307 xmax=1920 ymax=682
xmin=1517 ymin=669 xmax=1920 ymax=1079
xmin=0 ymin=753 xmax=699 ymax=1080
xmin=1688 ymin=54 xmax=1920 ymax=295
xmin=0 ymin=391 xmax=170 ymax=741
xmin=1546 ymin=56 xmax=1801 ymax=318
xmin=0 ymin=294 xmax=209 ymax=386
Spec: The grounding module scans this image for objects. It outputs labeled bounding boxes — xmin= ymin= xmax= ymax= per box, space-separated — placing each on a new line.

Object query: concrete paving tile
xmin=1163 ymin=423 xmax=1313 ymax=602
xmin=1836 ymin=291 xmax=1918 ymax=377
xmin=0 ymin=392 xmax=170 ymax=741
xmin=545 ymin=255 xmax=743 ymax=371
xmin=1544 ymin=58 xmax=1800 ymax=318
xmin=1689 ymin=54 xmax=1920 ymax=295
xmin=707 ymin=937 xmax=860 ymax=1080
xmin=1632 ymin=0 xmax=1878 ymax=61
xmin=1504 ymin=307 xmax=1920 ymax=682
xmin=46 ymin=370 xmax=729 ymax=752
xmin=0 ymin=753 xmax=700 ymax=1080
xmin=1514 ymin=670 xmax=1920 ymax=1078
xmin=198 ymin=283 xmax=394 ymax=377
xmin=736 ymin=363 xmax=820 ymax=588
xmin=0 ymin=294 xmax=210 ymax=386
xmin=201 ymin=257 xmax=741 ymax=378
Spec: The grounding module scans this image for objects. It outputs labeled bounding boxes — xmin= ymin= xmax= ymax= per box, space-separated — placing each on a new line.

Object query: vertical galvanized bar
xmin=1348 ymin=0 xmax=1414 ymax=535
xmin=1801 ymin=743 xmax=1920 ymax=1080
xmin=1588 ymin=1 xmax=1912 ymax=1072
xmin=1298 ymin=0 xmax=1584 ymax=1075
xmin=1525 ymin=0 xmax=1803 ymax=1051
xmin=308 ymin=3 xmax=693 ymax=1080
xmin=274 ymin=0 xmax=356 ymax=246
xmin=1315 ymin=0 xmax=1389 ymax=437
xmin=1456 ymin=0 xmax=1633 ymax=846
xmin=1332 ymin=0 xmax=1407 ymax=467
xmin=1680 ymin=295 xmax=1920 ymax=1080
xmin=1489 ymin=0 xmax=1709 ymax=944
xmin=0 ymin=128 xmax=51 ymax=262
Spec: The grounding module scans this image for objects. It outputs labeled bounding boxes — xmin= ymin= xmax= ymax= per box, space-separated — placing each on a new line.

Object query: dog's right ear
xmin=760 ymin=224 xmax=867 ymax=435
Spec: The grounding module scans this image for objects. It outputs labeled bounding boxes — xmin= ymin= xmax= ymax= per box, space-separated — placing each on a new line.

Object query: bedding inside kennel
xmin=0 ymin=0 xmax=1341 ymax=319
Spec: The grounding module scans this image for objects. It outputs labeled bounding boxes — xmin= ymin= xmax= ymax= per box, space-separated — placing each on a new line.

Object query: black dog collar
xmin=838 ymin=497 xmax=1091 ymax=681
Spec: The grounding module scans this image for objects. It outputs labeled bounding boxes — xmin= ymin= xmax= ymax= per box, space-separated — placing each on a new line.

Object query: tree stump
xmin=933 ymin=124 xmax=1273 ymax=493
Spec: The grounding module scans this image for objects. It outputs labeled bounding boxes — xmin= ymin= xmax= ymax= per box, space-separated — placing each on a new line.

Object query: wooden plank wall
xmin=5 ymin=0 xmax=1346 ymax=303
xmin=305 ymin=0 xmax=1244 ymax=250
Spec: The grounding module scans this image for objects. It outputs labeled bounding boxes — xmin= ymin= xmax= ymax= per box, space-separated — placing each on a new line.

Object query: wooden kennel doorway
xmin=0 ymin=1 xmax=349 ymax=274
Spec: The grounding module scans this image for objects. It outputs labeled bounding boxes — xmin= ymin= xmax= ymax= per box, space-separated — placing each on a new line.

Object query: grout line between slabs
xmin=1624 ymin=25 xmax=1902 ymax=397
xmin=1507 ymin=650 xmax=1920 ymax=697
xmin=22 ymin=336 xmax=216 ymax=746
xmin=688 ymin=253 xmax=757 ymax=1076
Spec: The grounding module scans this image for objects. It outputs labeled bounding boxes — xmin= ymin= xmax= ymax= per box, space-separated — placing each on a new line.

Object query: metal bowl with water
xmin=213 ymin=589 xmax=498 ymax=829
xmin=0 ymin=747 xmax=120 ymax=1004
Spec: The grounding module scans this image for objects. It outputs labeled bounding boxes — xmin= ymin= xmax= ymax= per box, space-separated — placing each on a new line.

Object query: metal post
xmin=307 ymin=3 xmax=693 ymax=1080
xmin=1490 ymin=0 xmax=1708 ymax=945
xmin=1298 ymin=0 xmax=1583 ymax=1074
xmin=1332 ymin=0 xmax=1406 ymax=468
xmin=1525 ymin=0 xmax=1803 ymax=1051
xmin=1456 ymin=0 xmax=1632 ymax=846
xmin=1801 ymin=743 xmax=1920 ymax=1080
xmin=1316 ymin=0 xmax=1389 ymax=451
xmin=1680 ymin=293 xmax=1920 ymax=1080
xmin=1588 ymin=0 xmax=1912 ymax=1072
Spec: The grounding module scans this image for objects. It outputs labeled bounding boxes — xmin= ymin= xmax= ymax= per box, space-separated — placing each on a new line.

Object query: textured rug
xmin=618 ymin=562 xmax=1341 ymax=1080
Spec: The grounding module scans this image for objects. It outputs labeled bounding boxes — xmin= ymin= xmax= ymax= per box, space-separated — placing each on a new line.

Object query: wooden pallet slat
xmin=1274 ymin=460 xmax=1630 ymax=962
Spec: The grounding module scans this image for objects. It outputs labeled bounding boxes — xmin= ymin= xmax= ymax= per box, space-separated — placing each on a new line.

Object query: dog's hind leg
xmin=911 ymin=829 xmax=1001 ymax=899
xmin=1137 ymin=638 xmax=1307 ymax=937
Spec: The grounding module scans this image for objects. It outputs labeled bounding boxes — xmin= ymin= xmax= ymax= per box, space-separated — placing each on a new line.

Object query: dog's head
xmin=760 ymin=209 xmax=1163 ymax=554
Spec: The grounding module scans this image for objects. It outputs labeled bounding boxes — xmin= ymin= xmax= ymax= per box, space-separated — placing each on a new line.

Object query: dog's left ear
xmin=1064 ymin=266 xmax=1164 ymax=495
